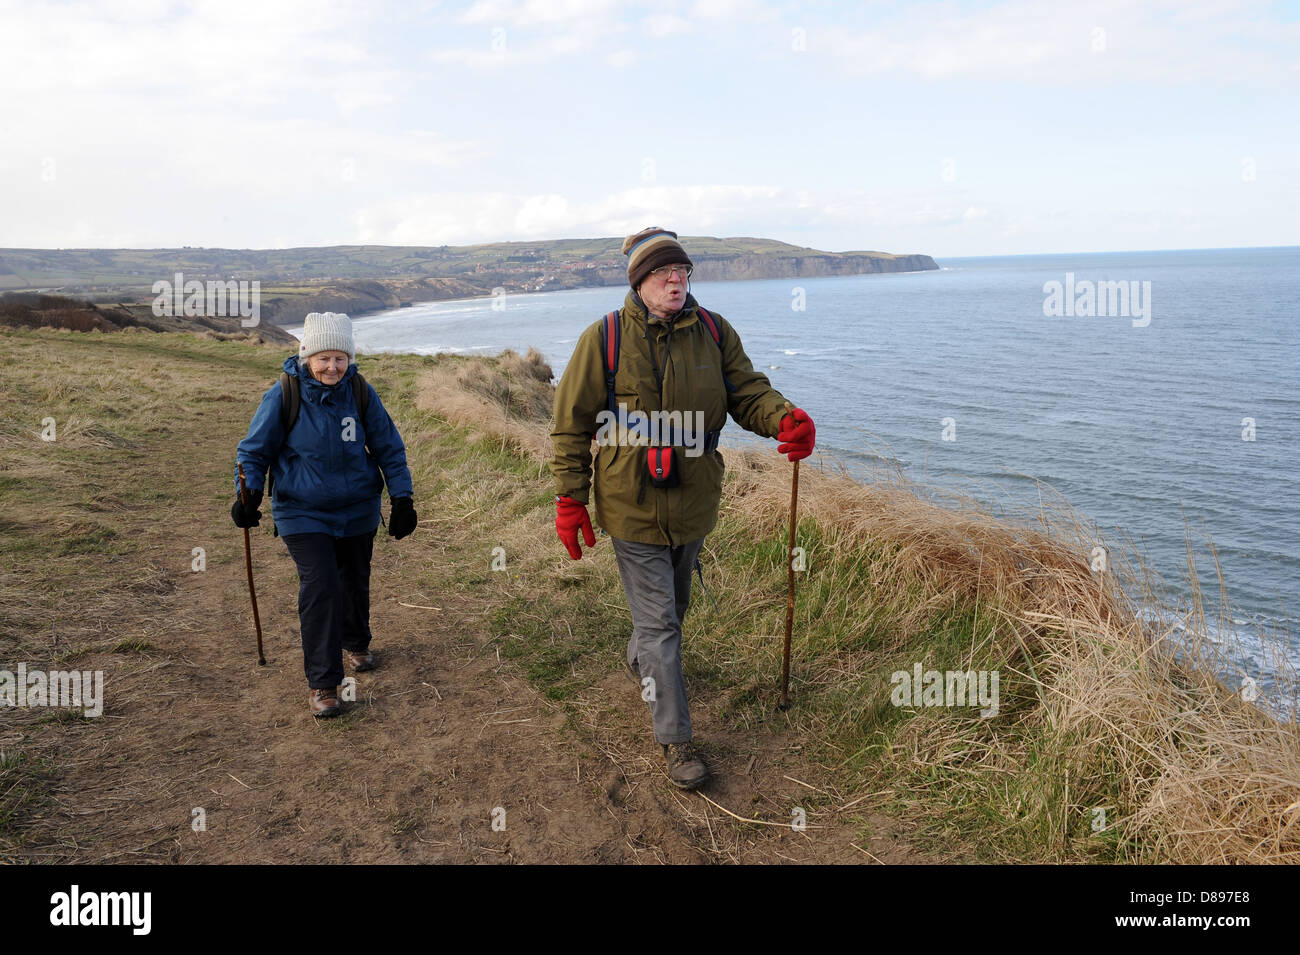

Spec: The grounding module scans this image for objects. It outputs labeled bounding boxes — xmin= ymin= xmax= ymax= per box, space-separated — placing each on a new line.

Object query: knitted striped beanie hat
xmin=621 ymin=227 xmax=693 ymax=289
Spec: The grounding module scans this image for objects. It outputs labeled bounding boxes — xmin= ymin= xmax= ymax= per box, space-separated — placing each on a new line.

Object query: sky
xmin=1 ymin=0 xmax=1297 ymax=258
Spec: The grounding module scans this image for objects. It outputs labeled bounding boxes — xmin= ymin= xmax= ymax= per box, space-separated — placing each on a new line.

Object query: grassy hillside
xmin=1 ymin=326 xmax=1295 ymax=863
xmin=0 ymin=239 xmax=939 ymax=326
xmin=0 ymin=237 xmax=935 ymax=324
xmin=0 ymin=237 xmax=921 ymax=290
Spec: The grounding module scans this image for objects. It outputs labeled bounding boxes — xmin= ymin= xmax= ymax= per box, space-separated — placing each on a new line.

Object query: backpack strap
xmin=269 ymin=371 xmax=300 ymax=538
xmin=352 ymin=372 xmax=371 ymax=422
xmin=598 ymin=310 xmax=620 ymax=416
xmin=695 ymin=305 xmax=721 ymax=345
xmin=278 ymin=370 xmax=300 ymax=432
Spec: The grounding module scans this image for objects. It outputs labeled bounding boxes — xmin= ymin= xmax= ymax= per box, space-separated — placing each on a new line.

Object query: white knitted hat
xmin=299 ymin=311 xmax=355 ymax=363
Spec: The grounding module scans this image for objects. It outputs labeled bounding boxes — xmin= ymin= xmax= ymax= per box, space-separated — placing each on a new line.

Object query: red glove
xmin=777 ymin=408 xmax=816 ymax=462
xmin=555 ymin=495 xmax=596 ymax=560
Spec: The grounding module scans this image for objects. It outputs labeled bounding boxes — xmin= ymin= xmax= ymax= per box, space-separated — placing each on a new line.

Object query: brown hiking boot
xmin=347 ymin=649 xmax=375 ymax=672
xmin=663 ymin=741 xmax=708 ymax=790
xmin=309 ymin=686 xmax=340 ymax=718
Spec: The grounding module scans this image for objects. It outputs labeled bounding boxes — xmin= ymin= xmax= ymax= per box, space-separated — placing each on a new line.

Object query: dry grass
xmin=705 ymin=451 xmax=1300 ymax=863
xmin=416 ymin=348 xmax=554 ymax=464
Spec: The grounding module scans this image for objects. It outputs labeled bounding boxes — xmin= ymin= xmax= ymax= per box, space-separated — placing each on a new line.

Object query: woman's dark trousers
xmin=282 ymin=531 xmax=376 ymax=689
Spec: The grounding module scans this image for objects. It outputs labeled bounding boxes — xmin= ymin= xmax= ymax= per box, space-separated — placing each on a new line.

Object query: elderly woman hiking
xmin=232 ymin=312 xmax=417 ymax=717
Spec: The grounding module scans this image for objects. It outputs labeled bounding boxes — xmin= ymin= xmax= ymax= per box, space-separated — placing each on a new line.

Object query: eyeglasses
xmin=650 ymin=264 xmax=692 ymax=280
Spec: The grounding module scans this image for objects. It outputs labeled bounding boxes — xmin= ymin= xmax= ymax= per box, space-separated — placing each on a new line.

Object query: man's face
xmin=308 ymin=350 xmax=349 ymax=385
xmin=638 ymin=263 xmax=691 ymax=318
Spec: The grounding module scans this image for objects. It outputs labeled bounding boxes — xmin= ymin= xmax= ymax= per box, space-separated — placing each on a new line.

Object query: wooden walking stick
xmin=779 ymin=402 xmax=799 ymax=710
xmin=237 ymin=463 xmax=266 ymax=665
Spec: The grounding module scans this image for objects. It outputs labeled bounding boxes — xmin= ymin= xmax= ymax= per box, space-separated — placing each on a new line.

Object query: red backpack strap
xmin=599 ymin=310 xmax=620 ymax=414
xmin=695 ymin=305 xmax=722 ymax=345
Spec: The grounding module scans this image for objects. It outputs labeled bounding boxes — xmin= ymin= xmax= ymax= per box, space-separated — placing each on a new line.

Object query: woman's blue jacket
xmin=235 ymin=355 xmax=413 ymax=538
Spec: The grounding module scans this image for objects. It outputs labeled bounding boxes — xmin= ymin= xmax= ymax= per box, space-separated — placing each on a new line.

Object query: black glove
xmin=388 ymin=496 xmax=417 ymax=539
xmin=231 ymin=488 xmax=263 ymax=528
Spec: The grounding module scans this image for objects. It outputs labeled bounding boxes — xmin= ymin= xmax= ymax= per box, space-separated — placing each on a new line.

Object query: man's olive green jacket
xmin=549 ymin=290 xmax=789 ymax=546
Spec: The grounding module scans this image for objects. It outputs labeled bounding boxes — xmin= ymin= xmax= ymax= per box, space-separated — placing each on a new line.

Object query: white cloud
xmin=0 ymin=0 xmax=486 ymax=247
xmin=431 ymin=0 xmax=778 ymax=68
xmin=605 ymin=49 xmax=641 ymax=67
xmin=429 ymin=10 xmax=625 ymax=67
xmin=643 ymin=12 xmax=692 ymax=37
xmin=0 ymin=0 xmax=377 ymax=105
xmin=689 ymin=0 xmax=769 ymax=19
xmin=817 ymin=0 xmax=1300 ymax=84
xmin=353 ymin=183 xmax=984 ymax=248
xmin=459 ymin=0 xmax=620 ymax=27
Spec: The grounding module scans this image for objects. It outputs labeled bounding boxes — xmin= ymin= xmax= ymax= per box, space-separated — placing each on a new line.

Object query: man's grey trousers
xmin=611 ymin=535 xmax=706 ymax=745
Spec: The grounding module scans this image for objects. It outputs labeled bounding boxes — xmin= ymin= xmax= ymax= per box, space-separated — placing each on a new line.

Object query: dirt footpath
xmin=23 ymin=525 xmax=927 ymax=864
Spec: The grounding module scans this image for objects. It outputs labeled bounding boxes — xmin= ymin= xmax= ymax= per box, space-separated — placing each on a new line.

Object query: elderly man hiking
xmin=549 ymin=227 xmax=816 ymax=789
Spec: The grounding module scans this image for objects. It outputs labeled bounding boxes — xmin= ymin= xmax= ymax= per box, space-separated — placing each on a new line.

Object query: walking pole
xmin=779 ymin=402 xmax=799 ymax=710
xmin=237 ymin=463 xmax=267 ymax=666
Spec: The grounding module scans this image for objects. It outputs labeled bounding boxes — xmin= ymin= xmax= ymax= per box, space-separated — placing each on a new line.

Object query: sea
xmin=285 ymin=247 xmax=1300 ymax=703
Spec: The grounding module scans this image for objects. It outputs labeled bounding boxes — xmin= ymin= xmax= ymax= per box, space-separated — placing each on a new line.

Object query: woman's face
xmin=308 ymin=350 xmax=349 ymax=386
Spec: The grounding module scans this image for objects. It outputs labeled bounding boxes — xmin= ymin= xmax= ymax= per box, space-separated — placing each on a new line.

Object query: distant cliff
xmin=692 ymin=252 xmax=937 ymax=281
